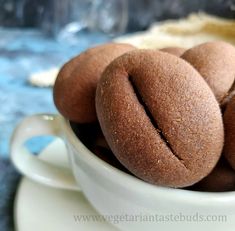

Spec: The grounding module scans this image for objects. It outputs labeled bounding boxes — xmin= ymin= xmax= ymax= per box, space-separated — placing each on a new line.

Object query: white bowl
xmin=10 ymin=114 xmax=235 ymax=231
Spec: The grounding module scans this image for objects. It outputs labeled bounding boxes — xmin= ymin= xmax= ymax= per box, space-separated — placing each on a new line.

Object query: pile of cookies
xmin=53 ymin=41 xmax=235 ymax=192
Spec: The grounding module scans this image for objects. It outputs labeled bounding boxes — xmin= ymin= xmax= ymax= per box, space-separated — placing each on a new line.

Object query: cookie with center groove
xmin=96 ymin=49 xmax=224 ymax=188
xmin=181 ymin=41 xmax=235 ymax=103
xmin=53 ymin=43 xmax=135 ymax=123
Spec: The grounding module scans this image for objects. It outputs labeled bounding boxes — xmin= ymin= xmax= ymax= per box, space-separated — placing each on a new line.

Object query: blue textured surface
xmin=0 ymin=28 xmax=109 ymax=231
xmin=0 ymin=28 xmax=109 ymax=158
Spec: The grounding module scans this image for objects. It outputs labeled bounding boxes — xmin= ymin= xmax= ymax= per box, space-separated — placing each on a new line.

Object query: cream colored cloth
xmin=29 ymin=13 xmax=235 ymax=87
xmin=115 ymin=12 xmax=235 ymax=48
xmin=29 ymin=68 xmax=59 ymax=87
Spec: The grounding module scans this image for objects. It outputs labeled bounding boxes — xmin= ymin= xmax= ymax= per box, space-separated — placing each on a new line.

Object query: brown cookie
xmin=181 ymin=41 xmax=235 ymax=102
xmin=96 ymin=49 xmax=224 ymax=188
xmin=223 ymin=94 xmax=235 ymax=170
xmin=53 ymin=43 xmax=135 ymax=123
xmin=191 ymin=157 xmax=235 ymax=192
xmin=160 ymin=47 xmax=186 ymax=57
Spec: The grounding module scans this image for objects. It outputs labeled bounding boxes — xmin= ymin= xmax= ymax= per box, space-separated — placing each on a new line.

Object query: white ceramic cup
xmin=10 ymin=114 xmax=235 ymax=231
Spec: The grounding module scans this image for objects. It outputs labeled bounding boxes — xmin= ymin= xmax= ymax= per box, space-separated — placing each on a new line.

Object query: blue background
xmin=0 ymin=28 xmax=109 ymax=231
xmin=0 ymin=28 xmax=109 ymax=158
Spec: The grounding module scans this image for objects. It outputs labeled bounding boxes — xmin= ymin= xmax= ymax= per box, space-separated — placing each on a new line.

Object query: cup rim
xmin=61 ymin=115 xmax=235 ymax=205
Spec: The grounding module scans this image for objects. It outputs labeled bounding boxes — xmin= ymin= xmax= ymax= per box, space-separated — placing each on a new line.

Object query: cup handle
xmin=10 ymin=114 xmax=80 ymax=191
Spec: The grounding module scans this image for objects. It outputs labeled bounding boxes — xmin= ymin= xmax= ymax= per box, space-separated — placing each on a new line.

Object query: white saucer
xmin=14 ymin=139 xmax=119 ymax=231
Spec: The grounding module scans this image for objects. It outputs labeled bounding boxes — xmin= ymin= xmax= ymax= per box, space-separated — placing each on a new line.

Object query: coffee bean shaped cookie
xmin=181 ymin=41 xmax=235 ymax=102
xmin=160 ymin=47 xmax=186 ymax=57
xmin=53 ymin=43 xmax=135 ymax=123
xmin=223 ymin=94 xmax=235 ymax=169
xmin=96 ymin=50 xmax=224 ymax=188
